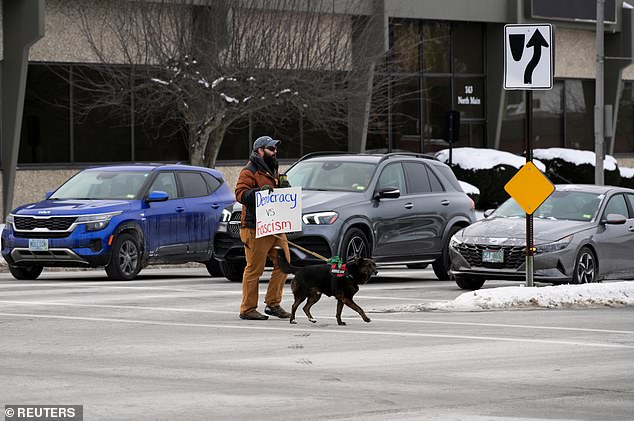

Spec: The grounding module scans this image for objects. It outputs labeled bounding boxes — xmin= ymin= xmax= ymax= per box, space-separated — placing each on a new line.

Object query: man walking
xmin=235 ymin=136 xmax=292 ymax=320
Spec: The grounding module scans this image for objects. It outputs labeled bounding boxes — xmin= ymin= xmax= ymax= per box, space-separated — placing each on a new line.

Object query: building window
xmin=615 ymin=81 xmax=634 ymax=153
xmin=500 ymin=79 xmax=594 ymax=153
xmin=387 ymin=19 xmax=486 ymax=153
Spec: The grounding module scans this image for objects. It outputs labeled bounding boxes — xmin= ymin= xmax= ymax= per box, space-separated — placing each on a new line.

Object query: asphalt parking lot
xmin=1 ymin=267 xmax=633 ymax=420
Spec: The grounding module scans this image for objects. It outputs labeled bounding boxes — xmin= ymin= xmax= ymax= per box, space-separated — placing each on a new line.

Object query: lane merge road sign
xmin=504 ymin=24 xmax=553 ymax=90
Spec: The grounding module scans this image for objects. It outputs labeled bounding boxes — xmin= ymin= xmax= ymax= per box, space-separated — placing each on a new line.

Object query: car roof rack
xmin=378 ymin=152 xmax=439 ymax=163
xmin=294 ymin=151 xmax=359 ymax=163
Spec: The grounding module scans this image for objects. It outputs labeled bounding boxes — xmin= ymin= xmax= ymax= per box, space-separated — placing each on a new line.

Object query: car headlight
xmin=5 ymin=214 xmax=14 ymax=226
xmin=220 ymin=208 xmax=232 ymax=222
xmin=449 ymin=234 xmax=463 ymax=248
xmin=302 ymin=211 xmax=338 ymax=225
xmin=535 ymin=235 xmax=573 ymax=254
xmin=76 ymin=211 xmax=121 ymax=232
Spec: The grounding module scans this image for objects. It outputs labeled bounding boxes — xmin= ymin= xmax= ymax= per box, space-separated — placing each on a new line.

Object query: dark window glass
xmin=220 ymin=118 xmax=250 ymax=160
xmin=252 ymin=106 xmax=305 ymax=159
xmin=455 ymin=77 xmax=484 ymax=118
xmin=423 ymin=22 xmax=450 ymax=73
xmin=178 ymin=172 xmax=208 ymax=197
xmin=453 ymin=23 xmax=484 ymax=74
xmin=202 ymin=172 xmax=222 ymax=194
xmin=422 ymin=77 xmax=451 ymax=152
xmin=150 ymin=172 xmax=179 ymax=199
xmin=564 ymin=79 xmax=594 ymax=150
xmin=626 ymin=194 xmax=634 ymax=217
xmin=459 ymin=122 xmax=485 ymax=148
xmin=73 ymin=66 xmax=132 ymax=162
xmin=391 ymin=19 xmax=420 ymax=73
xmin=404 ymin=162 xmax=431 ymax=193
xmin=533 ymin=80 xmax=563 ymax=148
xmin=615 ymin=81 xmax=634 ymax=153
xmin=301 ymin=119 xmax=347 ymax=156
xmin=428 ymin=167 xmax=444 ymax=192
xmin=500 ymin=90 xmax=526 ymax=154
xmin=134 ymin=117 xmax=188 ymax=162
xmin=19 ymin=64 xmax=71 ymax=163
xmin=392 ymin=76 xmax=422 ymax=152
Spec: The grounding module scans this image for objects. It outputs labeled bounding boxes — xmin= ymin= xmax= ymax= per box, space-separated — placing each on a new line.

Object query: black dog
xmin=276 ymin=247 xmax=377 ymax=325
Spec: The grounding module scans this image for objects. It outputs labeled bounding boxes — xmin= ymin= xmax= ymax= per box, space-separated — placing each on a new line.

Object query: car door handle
xmin=175 ymin=206 xmax=185 ymax=213
xmin=441 ymin=200 xmax=450 ymax=206
xmin=629 ymin=226 xmax=634 ymax=232
xmin=211 ymin=203 xmax=220 ymax=209
xmin=404 ymin=202 xmax=414 ymax=209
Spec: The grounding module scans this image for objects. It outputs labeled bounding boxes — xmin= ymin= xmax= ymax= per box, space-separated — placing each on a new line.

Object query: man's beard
xmin=263 ymin=153 xmax=278 ymax=171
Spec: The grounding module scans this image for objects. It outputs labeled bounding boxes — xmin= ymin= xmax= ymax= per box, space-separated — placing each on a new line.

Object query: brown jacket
xmin=235 ymin=153 xmax=278 ymax=228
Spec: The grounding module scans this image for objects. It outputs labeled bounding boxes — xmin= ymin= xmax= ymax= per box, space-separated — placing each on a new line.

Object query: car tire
xmin=8 ymin=264 xmax=43 ymax=280
xmin=573 ymin=246 xmax=597 ymax=284
xmin=220 ymin=260 xmax=246 ymax=282
xmin=206 ymin=258 xmax=224 ymax=277
xmin=105 ymin=232 xmax=141 ymax=281
xmin=340 ymin=228 xmax=370 ymax=261
xmin=432 ymin=225 xmax=462 ymax=281
xmin=454 ymin=277 xmax=485 ymax=290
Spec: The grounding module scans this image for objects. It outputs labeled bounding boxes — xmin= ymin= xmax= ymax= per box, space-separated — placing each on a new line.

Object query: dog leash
xmin=272 ymin=234 xmax=329 ymax=262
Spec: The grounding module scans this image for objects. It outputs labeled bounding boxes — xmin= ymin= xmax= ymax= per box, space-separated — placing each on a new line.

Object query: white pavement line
xmin=0 ymin=283 xmax=242 ymax=293
xmin=1 ymin=300 xmax=632 ymax=335
xmin=0 ymin=312 xmax=632 ymax=349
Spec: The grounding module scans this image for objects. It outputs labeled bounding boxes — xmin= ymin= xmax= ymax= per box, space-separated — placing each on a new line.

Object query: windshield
xmin=50 ymin=170 xmax=151 ymax=200
xmin=494 ymin=190 xmax=603 ymax=222
xmin=286 ymin=160 xmax=376 ymax=192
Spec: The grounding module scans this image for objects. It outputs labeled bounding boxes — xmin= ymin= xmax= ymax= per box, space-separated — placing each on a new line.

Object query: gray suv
xmin=213 ymin=152 xmax=475 ymax=281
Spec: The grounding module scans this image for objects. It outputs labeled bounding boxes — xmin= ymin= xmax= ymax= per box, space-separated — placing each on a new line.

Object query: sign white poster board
xmin=255 ymin=187 xmax=302 ymax=238
xmin=504 ymin=24 xmax=553 ymax=90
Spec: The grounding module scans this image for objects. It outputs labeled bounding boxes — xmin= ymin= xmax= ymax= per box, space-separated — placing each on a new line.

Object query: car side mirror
xmin=147 ymin=190 xmax=169 ymax=202
xmin=373 ymin=186 xmax=400 ymax=200
xmin=602 ymin=213 xmax=627 ymax=225
xmin=44 ymin=190 xmax=54 ymax=199
xmin=483 ymin=209 xmax=495 ymax=218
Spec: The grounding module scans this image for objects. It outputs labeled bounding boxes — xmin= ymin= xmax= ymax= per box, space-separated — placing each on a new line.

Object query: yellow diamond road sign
xmin=504 ymin=161 xmax=554 ymax=214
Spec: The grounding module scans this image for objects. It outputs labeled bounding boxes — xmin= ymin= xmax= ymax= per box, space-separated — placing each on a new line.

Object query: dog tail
xmin=274 ymin=246 xmax=296 ymax=274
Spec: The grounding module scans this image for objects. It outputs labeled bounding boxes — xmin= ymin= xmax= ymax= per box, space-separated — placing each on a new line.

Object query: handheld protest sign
xmin=255 ymin=187 xmax=302 ymax=238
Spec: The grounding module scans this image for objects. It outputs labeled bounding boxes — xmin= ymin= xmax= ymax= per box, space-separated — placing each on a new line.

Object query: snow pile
xmin=458 ymin=180 xmax=480 ymax=195
xmin=436 ymin=147 xmax=546 ymax=171
xmin=369 ymin=282 xmax=634 ymax=313
xmin=533 ymin=147 xmax=618 ymax=171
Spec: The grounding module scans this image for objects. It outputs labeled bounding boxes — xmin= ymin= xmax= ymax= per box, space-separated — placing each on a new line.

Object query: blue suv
xmin=2 ymin=164 xmax=235 ymax=280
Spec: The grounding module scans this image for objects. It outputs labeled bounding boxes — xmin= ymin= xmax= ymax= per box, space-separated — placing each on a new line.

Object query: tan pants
xmin=239 ymin=228 xmax=291 ymax=314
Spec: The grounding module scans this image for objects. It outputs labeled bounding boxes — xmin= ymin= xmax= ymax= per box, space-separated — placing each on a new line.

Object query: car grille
xmin=14 ymin=216 xmax=77 ymax=231
xmin=228 ymin=211 xmax=242 ymax=234
xmin=291 ymin=236 xmax=332 ymax=260
xmin=454 ymin=243 xmax=525 ymax=269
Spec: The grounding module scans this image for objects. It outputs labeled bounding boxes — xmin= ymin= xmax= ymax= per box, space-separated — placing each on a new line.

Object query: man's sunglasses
xmin=265 ymin=146 xmax=277 ymax=152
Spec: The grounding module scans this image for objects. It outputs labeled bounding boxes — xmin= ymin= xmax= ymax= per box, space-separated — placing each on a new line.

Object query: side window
xmin=149 ymin=172 xmax=178 ymax=199
xmin=202 ymin=172 xmax=222 ymax=194
xmin=178 ymin=172 xmax=209 ymax=198
xmin=428 ymin=168 xmax=444 ymax=192
xmin=603 ymin=194 xmax=629 ymax=218
xmin=403 ymin=162 xmax=431 ymax=194
xmin=378 ymin=163 xmax=406 ymax=194
xmin=626 ymin=194 xmax=634 ymax=218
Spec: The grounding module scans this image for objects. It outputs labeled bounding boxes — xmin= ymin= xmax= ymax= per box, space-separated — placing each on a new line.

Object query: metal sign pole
xmin=526 ymin=90 xmax=534 ymax=288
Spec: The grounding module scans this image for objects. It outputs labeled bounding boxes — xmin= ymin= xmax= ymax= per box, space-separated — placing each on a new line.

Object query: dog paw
xmin=290 ymin=319 xmax=297 ymax=324
xmin=364 ymin=317 xmax=371 ymax=323
xmin=309 ymin=318 xmax=317 ymax=323
xmin=338 ymin=321 xmax=347 ymax=326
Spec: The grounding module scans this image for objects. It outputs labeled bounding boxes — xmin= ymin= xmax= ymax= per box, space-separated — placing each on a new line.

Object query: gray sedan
xmin=449 ymin=184 xmax=634 ymax=290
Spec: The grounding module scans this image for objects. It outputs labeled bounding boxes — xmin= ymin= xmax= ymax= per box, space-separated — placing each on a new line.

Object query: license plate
xmin=29 ymin=238 xmax=49 ymax=251
xmin=482 ymin=249 xmax=504 ymax=263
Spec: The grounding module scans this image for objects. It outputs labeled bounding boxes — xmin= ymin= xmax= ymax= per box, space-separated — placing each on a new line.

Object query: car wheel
xmin=206 ymin=258 xmax=224 ymax=277
xmin=432 ymin=225 xmax=462 ymax=281
xmin=340 ymin=228 xmax=370 ymax=261
xmin=454 ymin=277 xmax=485 ymax=290
xmin=573 ymin=246 xmax=597 ymax=284
xmin=105 ymin=232 xmax=141 ymax=281
xmin=8 ymin=264 xmax=43 ymax=280
xmin=220 ymin=260 xmax=246 ymax=282
xmin=406 ymin=263 xmax=428 ymax=269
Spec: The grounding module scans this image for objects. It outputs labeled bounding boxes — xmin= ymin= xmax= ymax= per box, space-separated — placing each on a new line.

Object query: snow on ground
xmin=436 ymin=147 xmax=546 ymax=171
xmin=369 ymin=282 xmax=634 ymax=313
xmin=533 ymin=147 xmax=618 ymax=171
